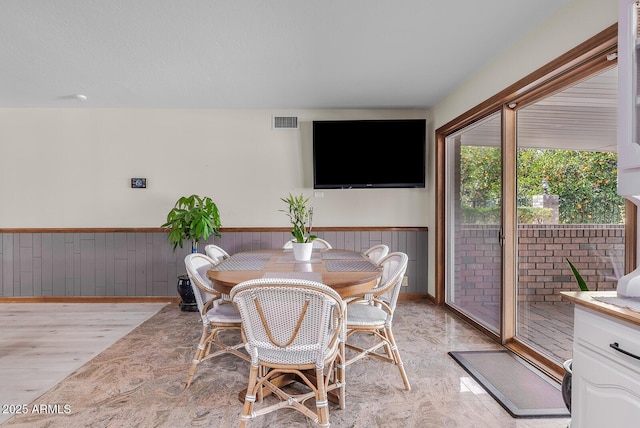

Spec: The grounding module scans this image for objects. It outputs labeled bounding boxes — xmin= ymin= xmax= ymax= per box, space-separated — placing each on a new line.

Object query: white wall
xmin=0 ymin=108 xmax=428 ymax=228
xmin=432 ymin=0 xmax=618 ymax=129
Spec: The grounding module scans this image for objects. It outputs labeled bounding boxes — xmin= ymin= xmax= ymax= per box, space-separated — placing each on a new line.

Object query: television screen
xmin=312 ymin=119 xmax=426 ymax=189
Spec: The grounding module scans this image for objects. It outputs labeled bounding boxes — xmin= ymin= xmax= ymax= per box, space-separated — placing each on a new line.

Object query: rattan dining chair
xmin=344 ymin=252 xmax=411 ymax=390
xmin=363 ymin=244 xmax=389 ymax=264
xmin=183 ymin=253 xmax=249 ymax=388
xmin=230 ymin=278 xmax=346 ymax=427
xmin=204 ymin=244 xmax=230 ymax=264
xmin=282 ymin=238 xmax=333 ymax=250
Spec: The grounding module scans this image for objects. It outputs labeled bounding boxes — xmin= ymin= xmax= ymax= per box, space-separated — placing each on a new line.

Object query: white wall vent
xmin=272 ymin=116 xmax=299 ymax=129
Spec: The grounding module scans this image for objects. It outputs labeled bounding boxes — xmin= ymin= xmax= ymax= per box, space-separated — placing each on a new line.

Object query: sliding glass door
xmin=445 ymin=112 xmax=502 ymax=335
xmin=514 ymin=67 xmax=623 ymax=363
xmin=441 ymin=64 xmax=623 ymax=369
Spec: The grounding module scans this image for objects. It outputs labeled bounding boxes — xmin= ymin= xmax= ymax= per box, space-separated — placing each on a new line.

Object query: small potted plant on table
xmin=162 ymin=194 xmax=222 ymax=311
xmin=280 ymin=193 xmax=316 ymax=261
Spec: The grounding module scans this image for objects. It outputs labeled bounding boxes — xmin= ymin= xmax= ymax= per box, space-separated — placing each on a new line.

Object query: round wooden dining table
xmin=206 ymin=248 xmax=382 ymax=299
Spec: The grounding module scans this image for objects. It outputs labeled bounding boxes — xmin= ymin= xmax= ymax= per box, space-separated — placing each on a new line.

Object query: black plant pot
xmin=562 ymin=359 xmax=572 ymax=413
xmin=177 ymin=274 xmax=198 ymax=312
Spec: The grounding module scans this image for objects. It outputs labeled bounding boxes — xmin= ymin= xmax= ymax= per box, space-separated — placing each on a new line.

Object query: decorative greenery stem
xmin=280 ymin=193 xmax=317 ymax=244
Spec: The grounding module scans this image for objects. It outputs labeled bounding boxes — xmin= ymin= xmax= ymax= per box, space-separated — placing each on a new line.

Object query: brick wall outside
xmin=454 ymin=224 xmax=624 ymax=304
xmin=454 ymin=225 xmax=502 ymax=307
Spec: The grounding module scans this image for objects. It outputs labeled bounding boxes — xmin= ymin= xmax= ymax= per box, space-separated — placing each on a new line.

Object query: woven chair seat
xmin=204 ymin=303 xmax=243 ymax=324
xmin=345 ymin=303 xmax=386 ymax=326
xmin=251 ymin=345 xmax=339 ymax=366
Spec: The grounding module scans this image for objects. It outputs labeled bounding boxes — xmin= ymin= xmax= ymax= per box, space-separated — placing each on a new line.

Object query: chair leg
xmin=184 ymin=325 xmax=211 ymax=388
xmin=336 ymin=341 xmax=346 ymax=410
xmin=381 ymin=329 xmax=395 ymax=360
xmin=385 ymin=326 xmax=411 ymax=391
xmin=240 ymin=363 xmax=260 ymax=428
xmin=314 ymin=367 xmax=330 ymax=428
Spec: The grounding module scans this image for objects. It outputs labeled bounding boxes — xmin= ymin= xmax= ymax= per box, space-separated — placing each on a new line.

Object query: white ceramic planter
xmin=292 ymin=242 xmax=313 ymax=261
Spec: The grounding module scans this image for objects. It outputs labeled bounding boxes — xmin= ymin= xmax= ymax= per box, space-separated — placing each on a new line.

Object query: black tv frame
xmin=312 ymin=119 xmax=426 ymax=189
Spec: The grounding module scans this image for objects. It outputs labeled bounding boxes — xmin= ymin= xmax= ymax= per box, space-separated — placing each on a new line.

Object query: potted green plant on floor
xmin=162 ymin=194 xmax=222 ymax=311
xmin=162 ymin=194 xmax=222 ymax=253
xmin=280 ymin=193 xmax=316 ymax=261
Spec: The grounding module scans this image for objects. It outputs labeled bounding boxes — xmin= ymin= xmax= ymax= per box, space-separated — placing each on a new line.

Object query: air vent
xmin=272 ymin=116 xmax=299 ymax=129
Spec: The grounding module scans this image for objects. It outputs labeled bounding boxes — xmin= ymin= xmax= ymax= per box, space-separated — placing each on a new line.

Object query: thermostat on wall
xmin=131 ymin=178 xmax=147 ymax=188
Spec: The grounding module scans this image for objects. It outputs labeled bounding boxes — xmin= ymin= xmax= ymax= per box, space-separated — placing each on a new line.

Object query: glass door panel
xmin=515 ymin=67 xmax=623 ymax=364
xmin=446 ymin=112 xmax=502 ymax=334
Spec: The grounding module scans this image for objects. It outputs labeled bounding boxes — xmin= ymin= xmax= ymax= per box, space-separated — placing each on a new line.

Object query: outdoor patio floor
xmin=457 ymin=300 xmax=577 ymax=364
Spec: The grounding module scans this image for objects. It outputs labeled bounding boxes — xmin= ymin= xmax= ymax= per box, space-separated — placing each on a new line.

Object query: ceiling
xmin=459 ymin=67 xmax=618 ymax=152
xmin=517 ymin=67 xmax=618 ymax=151
xmin=0 ymin=0 xmax=568 ymax=109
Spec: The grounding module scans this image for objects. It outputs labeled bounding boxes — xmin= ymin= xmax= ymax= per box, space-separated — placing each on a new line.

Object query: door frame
xmin=435 ymin=24 xmax=627 ymax=378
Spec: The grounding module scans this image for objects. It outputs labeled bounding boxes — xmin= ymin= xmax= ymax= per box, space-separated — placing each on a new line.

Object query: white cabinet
xmin=571 ymin=304 xmax=640 ymax=427
xmin=618 ymin=0 xmax=640 ymax=197
xmin=617 ymin=0 xmax=640 ymax=297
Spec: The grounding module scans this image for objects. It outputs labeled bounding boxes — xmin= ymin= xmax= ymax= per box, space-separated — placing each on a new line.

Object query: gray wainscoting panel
xmin=0 ymin=229 xmax=427 ymax=298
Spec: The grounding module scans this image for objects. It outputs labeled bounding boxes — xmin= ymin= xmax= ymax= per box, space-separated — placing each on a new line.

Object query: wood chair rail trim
xmin=0 ymin=226 xmax=427 ymax=233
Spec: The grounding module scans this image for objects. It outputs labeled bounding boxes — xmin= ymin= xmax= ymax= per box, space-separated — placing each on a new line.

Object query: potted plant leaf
xmin=280 ymin=193 xmax=316 ymax=261
xmin=162 ymin=194 xmax=222 ymax=252
xmin=562 ymin=257 xmax=590 ymax=413
xmin=162 ymin=194 xmax=222 ymax=311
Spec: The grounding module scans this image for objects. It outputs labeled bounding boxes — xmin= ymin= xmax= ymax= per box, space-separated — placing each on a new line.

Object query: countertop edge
xmin=561 ymin=291 xmax=640 ymax=326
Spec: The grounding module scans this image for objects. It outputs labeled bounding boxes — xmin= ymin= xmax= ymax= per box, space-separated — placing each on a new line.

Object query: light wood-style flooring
xmin=0 ymin=303 xmax=166 ymax=425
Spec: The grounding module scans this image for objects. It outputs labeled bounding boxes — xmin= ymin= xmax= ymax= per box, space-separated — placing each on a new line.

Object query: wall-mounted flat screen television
xmin=312 ymin=119 xmax=426 ymax=189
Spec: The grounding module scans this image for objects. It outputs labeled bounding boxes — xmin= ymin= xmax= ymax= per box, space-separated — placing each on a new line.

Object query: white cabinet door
xmin=572 ymin=307 xmax=640 ymax=427
xmin=618 ymin=0 xmax=640 ymax=197
xmin=572 ymin=347 xmax=640 ymax=427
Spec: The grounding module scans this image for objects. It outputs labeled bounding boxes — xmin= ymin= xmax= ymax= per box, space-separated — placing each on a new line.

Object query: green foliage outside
xmin=459 ymin=146 xmax=624 ymax=225
xmin=460 ymin=205 xmax=553 ymax=224
xmin=517 ymin=149 xmax=623 ymax=224
xmin=459 ymin=146 xmax=502 ymax=209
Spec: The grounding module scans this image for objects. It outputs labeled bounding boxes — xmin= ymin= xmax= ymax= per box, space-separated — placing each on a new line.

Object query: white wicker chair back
xmin=184 ymin=253 xmax=220 ymax=314
xmin=363 ymin=244 xmax=390 ymax=264
xmin=204 ymin=244 xmax=230 ymax=264
xmin=282 ymin=238 xmax=333 ymax=250
xmin=231 ymin=278 xmax=344 ymax=366
xmin=230 ymin=277 xmax=346 ymax=426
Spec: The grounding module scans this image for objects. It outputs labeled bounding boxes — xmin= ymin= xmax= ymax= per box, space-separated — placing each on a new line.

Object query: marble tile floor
xmin=1 ymin=300 xmax=571 ymax=427
xmin=0 ymin=302 xmax=167 ymax=426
